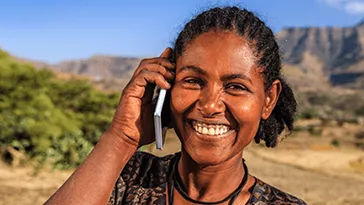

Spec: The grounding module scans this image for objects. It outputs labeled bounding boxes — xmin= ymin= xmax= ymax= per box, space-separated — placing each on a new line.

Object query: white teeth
xmin=192 ymin=121 xmax=231 ymax=136
xmin=208 ymin=128 xmax=215 ymax=135
xmin=202 ymin=127 xmax=208 ymax=134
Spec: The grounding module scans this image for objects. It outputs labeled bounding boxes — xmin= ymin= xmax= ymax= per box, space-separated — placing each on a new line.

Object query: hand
xmin=107 ymin=48 xmax=175 ymax=148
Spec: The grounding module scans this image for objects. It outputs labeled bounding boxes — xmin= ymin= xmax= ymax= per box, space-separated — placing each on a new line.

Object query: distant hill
xmin=277 ymin=20 xmax=364 ymax=89
xmin=7 ymin=19 xmax=364 ymax=91
xmin=14 ymin=55 xmax=142 ymax=91
xmin=51 ymin=55 xmax=141 ymax=91
xmin=52 ymin=55 xmax=141 ymax=80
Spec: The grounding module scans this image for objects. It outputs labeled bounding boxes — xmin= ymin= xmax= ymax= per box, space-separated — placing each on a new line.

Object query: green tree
xmin=0 ymin=50 xmax=120 ymax=169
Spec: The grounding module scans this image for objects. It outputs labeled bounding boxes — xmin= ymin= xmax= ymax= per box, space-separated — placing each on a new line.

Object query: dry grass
xmin=1 ymin=120 xmax=363 ymax=205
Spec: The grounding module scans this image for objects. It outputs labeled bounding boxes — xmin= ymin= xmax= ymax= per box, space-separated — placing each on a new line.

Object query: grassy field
xmin=1 ymin=120 xmax=363 ymax=205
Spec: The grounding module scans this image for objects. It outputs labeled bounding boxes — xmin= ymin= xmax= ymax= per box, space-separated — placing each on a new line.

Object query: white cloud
xmin=345 ymin=1 xmax=364 ymax=14
xmin=320 ymin=0 xmax=364 ymax=14
xmin=322 ymin=0 xmax=347 ymax=7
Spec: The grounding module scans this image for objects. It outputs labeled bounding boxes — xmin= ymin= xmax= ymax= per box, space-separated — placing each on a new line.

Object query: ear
xmin=261 ymin=79 xmax=282 ymax=120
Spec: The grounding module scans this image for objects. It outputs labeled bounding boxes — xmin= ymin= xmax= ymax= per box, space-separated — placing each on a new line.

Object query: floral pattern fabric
xmin=108 ymin=151 xmax=307 ymax=205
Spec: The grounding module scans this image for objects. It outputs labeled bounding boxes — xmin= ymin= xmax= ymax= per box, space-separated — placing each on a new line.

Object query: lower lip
xmin=188 ymin=121 xmax=235 ymax=141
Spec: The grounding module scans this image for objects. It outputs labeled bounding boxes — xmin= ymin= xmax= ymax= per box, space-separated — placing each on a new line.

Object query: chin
xmin=179 ymin=131 xmax=240 ymax=166
xmin=183 ymin=145 xmax=235 ymax=166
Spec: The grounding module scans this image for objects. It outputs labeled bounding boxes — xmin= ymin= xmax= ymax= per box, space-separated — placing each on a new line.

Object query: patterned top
xmin=108 ymin=151 xmax=307 ymax=205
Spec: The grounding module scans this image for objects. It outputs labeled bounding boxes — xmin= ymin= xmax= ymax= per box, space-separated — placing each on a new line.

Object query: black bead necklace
xmin=167 ymin=154 xmax=249 ymax=205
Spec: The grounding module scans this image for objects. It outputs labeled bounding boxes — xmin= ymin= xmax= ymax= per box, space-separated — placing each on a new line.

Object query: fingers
xmin=134 ymin=63 xmax=174 ymax=81
xmin=133 ymin=58 xmax=175 ymax=78
xmin=124 ymin=70 xmax=171 ymax=99
xmin=143 ymin=57 xmax=175 ymax=70
xmin=160 ymin=47 xmax=173 ymax=58
xmin=137 ymin=70 xmax=171 ymax=89
xmin=132 ymin=47 xmax=175 ymax=81
xmin=125 ymin=47 xmax=175 ymax=100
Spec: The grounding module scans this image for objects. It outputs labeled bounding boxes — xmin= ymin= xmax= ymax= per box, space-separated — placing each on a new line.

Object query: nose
xmin=196 ymin=88 xmax=225 ymax=117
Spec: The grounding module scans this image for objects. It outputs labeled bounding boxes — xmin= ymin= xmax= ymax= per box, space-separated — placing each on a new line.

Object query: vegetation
xmin=331 ymin=139 xmax=340 ymax=147
xmin=296 ymin=91 xmax=364 ymax=121
xmin=355 ymin=131 xmax=364 ymax=140
xmin=1 ymin=48 xmax=363 ymax=169
xmin=308 ymin=126 xmax=323 ymax=137
xmin=0 ymin=50 xmax=120 ymax=169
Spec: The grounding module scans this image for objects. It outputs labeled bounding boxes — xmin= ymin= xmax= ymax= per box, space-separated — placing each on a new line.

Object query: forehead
xmin=177 ymin=30 xmax=259 ymax=74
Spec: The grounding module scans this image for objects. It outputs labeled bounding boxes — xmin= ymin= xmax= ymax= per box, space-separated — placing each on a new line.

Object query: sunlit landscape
xmin=1 ymin=1 xmax=364 ymax=205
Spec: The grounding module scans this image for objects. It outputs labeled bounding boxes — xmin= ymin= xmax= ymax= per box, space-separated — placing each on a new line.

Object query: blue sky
xmin=0 ymin=0 xmax=363 ymax=63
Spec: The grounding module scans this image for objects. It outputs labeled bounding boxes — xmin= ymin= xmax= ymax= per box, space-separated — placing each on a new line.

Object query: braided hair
xmin=170 ymin=6 xmax=297 ymax=148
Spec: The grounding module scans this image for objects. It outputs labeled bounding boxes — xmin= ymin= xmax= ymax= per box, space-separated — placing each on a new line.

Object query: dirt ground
xmin=1 ymin=122 xmax=363 ymax=205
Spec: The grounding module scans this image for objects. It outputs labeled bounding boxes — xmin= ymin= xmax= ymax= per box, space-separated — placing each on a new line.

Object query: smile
xmin=191 ymin=120 xmax=232 ymax=136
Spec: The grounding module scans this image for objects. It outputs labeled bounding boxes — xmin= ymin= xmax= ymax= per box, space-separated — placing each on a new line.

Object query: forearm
xmin=45 ymin=132 xmax=137 ymax=205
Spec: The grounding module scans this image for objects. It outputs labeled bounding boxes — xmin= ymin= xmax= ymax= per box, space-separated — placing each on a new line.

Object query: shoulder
xmin=248 ymin=178 xmax=307 ymax=205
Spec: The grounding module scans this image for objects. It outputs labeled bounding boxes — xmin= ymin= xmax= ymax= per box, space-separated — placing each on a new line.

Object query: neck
xmin=177 ymin=149 xmax=245 ymax=202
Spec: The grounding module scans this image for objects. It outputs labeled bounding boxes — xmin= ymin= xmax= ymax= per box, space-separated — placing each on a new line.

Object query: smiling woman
xmin=45 ymin=6 xmax=306 ymax=205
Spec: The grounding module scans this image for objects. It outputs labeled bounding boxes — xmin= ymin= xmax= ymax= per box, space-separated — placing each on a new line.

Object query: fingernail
xmin=165 ymin=82 xmax=171 ymax=88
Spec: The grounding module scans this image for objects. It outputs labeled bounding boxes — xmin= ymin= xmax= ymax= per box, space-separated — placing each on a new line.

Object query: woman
xmin=46 ymin=6 xmax=306 ymax=205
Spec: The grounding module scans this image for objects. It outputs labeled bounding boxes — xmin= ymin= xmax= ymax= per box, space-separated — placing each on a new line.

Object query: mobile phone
xmin=154 ymin=88 xmax=167 ymax=150
xmin=154 ymin=53 xmax=175 ymax=150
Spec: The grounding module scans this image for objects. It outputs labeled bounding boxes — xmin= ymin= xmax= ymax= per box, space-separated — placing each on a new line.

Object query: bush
xmin=306 ymin=93 xmax=331 ymax=106
xmin=0 ymin=52 xmax=120 ymax=169
xmin=356 ymin=106 xmax=364 ymax=117
xmin=355 ymin=131 xmax=364 ymax=140
xmin=331 ymin=139 xmax=340 ymax=147
xmin=299 ymin=108 xmax=320 ymax=119
xmin=297 ymin=91 xmax=364 ymax=121
xmin=308 ymin=126 xmax=323 ymax=136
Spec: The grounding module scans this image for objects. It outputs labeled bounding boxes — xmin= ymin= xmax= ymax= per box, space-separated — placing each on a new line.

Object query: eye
xmin=225 ymin=83 xmax=248 ymax=92
xmin=182 ymin=77 xmax=204 ymax=89
xmin=183 ymin=78 xmax=203 ymax=84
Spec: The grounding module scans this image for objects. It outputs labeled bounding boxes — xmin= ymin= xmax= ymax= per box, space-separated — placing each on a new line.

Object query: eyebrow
xmin=179 ymin=65 xmax=252 ymax=83
xmin=178 ymin=65 xmax=207 ymax=75
xmin=221 ymin=73 xmax=252 ymax=83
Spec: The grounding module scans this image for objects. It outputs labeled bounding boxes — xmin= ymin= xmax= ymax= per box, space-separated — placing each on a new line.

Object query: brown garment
xmin=108 ymin=151 xmax=307 ymax=205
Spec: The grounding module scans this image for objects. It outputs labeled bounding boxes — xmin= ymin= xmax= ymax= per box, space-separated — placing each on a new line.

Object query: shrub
xmin=308 ymin=126 xmax=323 ymax=136
xmin=355 ymin=131 xmax=364 ymax=140
xmin=0 ymin=52 xmax=119 ymax=169
xmin=299 ymin=108 xmax=320 ymax=119
xmin=331 ymin=139 xmax=340 ymax=147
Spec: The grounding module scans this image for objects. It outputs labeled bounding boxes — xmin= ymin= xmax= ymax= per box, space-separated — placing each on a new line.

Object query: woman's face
xmin=170 ymin=30 xmax=278 ymax=165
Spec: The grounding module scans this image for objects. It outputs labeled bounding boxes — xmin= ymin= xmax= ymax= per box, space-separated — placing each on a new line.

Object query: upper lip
xmin=188 ymin=118 xmax=232 ymax=128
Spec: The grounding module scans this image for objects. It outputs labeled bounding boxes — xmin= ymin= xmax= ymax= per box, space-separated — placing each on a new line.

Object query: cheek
xmin=227 ymin=95 xmax=263 ymax=119
xmin=170 ymin=86 xmax=199 ymax=141
xmin=225 ymin=95 xmax=264 ymax=137
xmin=170 ymin=86 xmax=199 ymax=115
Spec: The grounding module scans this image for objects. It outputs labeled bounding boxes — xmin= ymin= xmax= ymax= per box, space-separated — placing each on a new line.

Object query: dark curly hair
xmin=161 ymin=6 xmax=297 ymax=148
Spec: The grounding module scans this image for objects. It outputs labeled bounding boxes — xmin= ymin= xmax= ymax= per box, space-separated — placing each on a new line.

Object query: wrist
xmin=102 ymin=129 xmax=139 ymax=153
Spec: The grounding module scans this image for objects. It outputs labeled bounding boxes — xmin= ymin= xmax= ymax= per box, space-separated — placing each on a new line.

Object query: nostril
xmin=196 ymin=101 xmax=225 ymax=118
xmin=196 ymin=105 xmax=213 ymax=117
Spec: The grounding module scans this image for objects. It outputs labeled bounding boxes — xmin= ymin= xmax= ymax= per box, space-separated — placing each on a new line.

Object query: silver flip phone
xmin=154 ymin=88 xmax=167 ymax=150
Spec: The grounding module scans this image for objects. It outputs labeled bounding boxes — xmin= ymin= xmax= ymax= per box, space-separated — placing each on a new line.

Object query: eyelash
xmin=182 ymin=78 xmax=248 ymax=93
xmin=225 ymin=83 xmax=247 ymax=91
xmin=183 ymin=78 xmax=204 ymax=86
